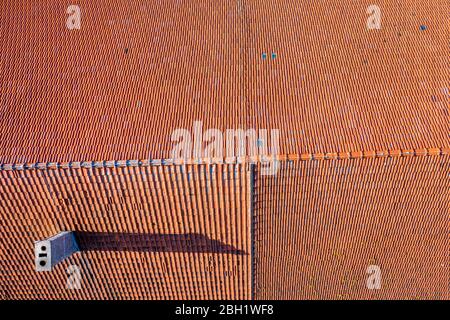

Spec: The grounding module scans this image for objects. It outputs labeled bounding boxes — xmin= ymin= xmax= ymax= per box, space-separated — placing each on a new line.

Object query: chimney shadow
xmin=74 ymin=232 xmax=247 ymax=255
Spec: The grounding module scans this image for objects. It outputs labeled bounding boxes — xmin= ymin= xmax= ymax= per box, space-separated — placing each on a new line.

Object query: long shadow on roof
xmin=75 ymin=231 xmax=247 ymax=255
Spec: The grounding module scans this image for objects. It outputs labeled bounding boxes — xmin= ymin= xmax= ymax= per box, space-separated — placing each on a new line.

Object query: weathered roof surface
xmin=0 ymin=0 xmax=448 ymax=301
xmin=0 ymin=1 xmax=448 ymax=164
xmin=254 ymin=155 xmax=449 ymax=299
xmin=1 ymin=153 xmax=448 ymax=299
xmin=0 ymin=164 xmax=251 ymax=299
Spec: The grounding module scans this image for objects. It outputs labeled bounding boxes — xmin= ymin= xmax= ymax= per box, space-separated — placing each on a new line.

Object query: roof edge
xmin=0 ymin=147 xmax=448 ymax=171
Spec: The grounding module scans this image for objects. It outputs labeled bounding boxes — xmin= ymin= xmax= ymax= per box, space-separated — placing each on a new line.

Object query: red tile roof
xmin=0 ymin=1 xmax=448 ymax=164
xmin=0 ymin=164 xmax=252 ymax=299
xmin=0 ymin=1 xmax=448 ymax=300
xmin=254 ymin=155 xmax=449 ymax=299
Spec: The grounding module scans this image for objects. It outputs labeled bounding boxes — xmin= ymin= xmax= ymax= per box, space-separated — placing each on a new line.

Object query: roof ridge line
xmin=0 ymin=147 xmax=448 ymax=171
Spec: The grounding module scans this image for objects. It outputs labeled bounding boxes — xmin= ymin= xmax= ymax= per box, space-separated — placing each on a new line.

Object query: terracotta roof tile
xmin=0 ymin=1 xmax=448 ymax=164
xmin=254 ymin=155 xmax=449 ymax=299
xmin=0 ymin=1 xmax=448 ymax=300
xmin=0 ymin=164 xmax=252 ymax=299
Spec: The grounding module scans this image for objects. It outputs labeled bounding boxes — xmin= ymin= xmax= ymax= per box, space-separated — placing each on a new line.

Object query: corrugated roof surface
xmin=254 ymin=155 xmax=449 ymax=299
xmin=0 ymin=1 xmax=448 ymax=164
xmin=0 ymin=164 xmax=251 ymax=299
xmin=0 ymin=0 xmax=448 ymax=300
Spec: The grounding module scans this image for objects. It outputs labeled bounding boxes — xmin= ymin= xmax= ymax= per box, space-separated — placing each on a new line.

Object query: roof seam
xmin=0 ymin=147 xmax=448 ymax=171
